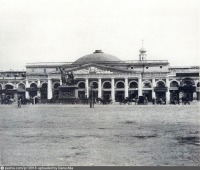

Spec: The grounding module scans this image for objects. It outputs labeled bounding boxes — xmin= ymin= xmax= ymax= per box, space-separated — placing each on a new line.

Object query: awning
xmin=154 ymin=87 xmax=168 ymax=92
xmin=26 ymin=88 xmax=39 ymax=92
xmin=169 ymin=87 xmax=179 ymax=91
xmin=0 ymin=89 xmax=6 ymax=93
xmin=17 ymin=89 xmax=26 ymax=93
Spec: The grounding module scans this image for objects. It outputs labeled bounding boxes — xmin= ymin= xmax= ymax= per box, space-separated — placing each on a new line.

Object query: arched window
xmin=0 ymin=84 xmax=2 ymax=90
xmin=103 ymin=82 xmax=111 ymax=89
xmin=129 ymin=82 xmax=138 ymax=88
xmin=18 ymin=83 xmax=25 ymax=89
xmin=170 ymin=81 xmax=179 ymax=87
xmin=197 ymin=82 xmax=200 ymax=87
xmin=143 ymin=81 xmax=151 ymax=88
xmin=30 ymin=83 xmax=37 ymax=89
xmin=91 ymin=82 xmax=98 ymax=88
xmin=78 ymin=82 xmax=85 ymax=88
xmin=54 ymin=82 xmax=60 ymax=89
xmin=116 ymin=82 xmax=124 ymax=88
xmin=41 ymin=83 xmax=47 ymax=89
xmin=41 ymin=83 xmax=47 ymax=99
xmin=5 ymin=84 xmax=14 ymax=89
xmin=181 ymin=78 xmax=195 ymax=86
xmin=156 ymin=81 xmax=165 ymax=87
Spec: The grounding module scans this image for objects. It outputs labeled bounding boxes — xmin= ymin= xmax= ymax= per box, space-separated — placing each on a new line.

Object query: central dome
xmin=74 ymin=50 xmax=121 ymax=64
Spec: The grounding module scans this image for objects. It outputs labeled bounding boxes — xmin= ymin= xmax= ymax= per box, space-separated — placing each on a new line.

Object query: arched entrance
xmin=102 ymin=81 xmax=111 ymax=101
xmin=5 ymin=84 xmax=14 ymax=100
xmin=179 ymin=78 xmax=195 ymax=101
xmin=115 ymin=81 xmax=125 ymax=102
xmin=169 ymin=81 xmax=179 ymax=101
xmin=53 ymin=82 xmax=60 ymax=100
xmin=142 ymin=81 xmax=152 ymax=101
xmin=89 ymin=81 xmax=98 ymax=101
xmin=154 ymin=81 xmax=166 ymax=100
xmin=17 ymin=83 xmax=26 ymax=102
xmin=129 ymin=81 xmax=138 ymax=99
xmin=41 ymin=83 xmax=48 ymax=100
xmin=77 ymin=81 xmax=85 ymax=99
xmin=29 ymin=83 xmax=38 ymax=99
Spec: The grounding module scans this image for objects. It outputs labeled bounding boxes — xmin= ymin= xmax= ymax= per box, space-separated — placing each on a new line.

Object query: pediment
xmin=73 ymin=66 xmax=113 ymax=75
xmin=66 ymin=63 xmax=131 ymax=75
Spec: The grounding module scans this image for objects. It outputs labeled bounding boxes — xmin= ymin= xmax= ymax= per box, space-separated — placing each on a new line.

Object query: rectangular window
xmin=32 ymin=69 xmax=34 ymax=72
xmin=44 ymin=69 xmax=46 ymax=73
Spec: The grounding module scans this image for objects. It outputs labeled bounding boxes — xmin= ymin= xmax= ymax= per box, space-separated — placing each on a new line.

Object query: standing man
xmin=17 ymin=98 xmax=21 ymax=108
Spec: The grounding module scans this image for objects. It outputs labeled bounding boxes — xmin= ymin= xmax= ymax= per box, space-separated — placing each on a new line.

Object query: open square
xmin=0 ymin=104 xmax=199 ymax=166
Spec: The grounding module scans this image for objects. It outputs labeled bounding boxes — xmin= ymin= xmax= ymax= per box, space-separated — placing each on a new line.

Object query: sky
xmin=0 ymin=0 xmax=199 ymax=70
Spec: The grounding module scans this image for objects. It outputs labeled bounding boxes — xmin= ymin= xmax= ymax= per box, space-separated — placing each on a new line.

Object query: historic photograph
xmin=0 ymin=0 xmax=199 ymax=167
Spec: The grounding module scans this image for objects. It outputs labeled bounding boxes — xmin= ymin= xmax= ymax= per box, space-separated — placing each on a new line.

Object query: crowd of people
xmin=0 ymin=95 xmax=194 ymax=106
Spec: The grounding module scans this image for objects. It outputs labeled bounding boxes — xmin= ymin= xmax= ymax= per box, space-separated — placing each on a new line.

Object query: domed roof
xmin=74 ymin=50 xmax=121 ymax=64
xmin=139 ymin=47 xmax=146 ymax=53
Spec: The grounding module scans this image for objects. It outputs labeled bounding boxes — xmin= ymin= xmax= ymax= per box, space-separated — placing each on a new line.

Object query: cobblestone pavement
xmin=0 ymin=103 xmax=200 ymax=166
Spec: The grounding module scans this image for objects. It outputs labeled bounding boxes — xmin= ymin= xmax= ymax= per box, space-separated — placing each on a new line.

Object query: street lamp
xmin=90 ymin=83 xmax=94 ymax=108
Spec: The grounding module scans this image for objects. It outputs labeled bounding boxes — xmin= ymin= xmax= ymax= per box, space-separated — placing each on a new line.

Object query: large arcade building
xmin=0 ymin=48 xmax=199 ymax=104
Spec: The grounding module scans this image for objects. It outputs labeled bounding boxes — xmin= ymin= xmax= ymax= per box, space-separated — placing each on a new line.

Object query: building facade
xmin=0 ymin=49 xmax=199 ymax=104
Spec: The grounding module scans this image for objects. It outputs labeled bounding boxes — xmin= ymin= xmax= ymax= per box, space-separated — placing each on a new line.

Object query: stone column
xmin=37 ymin=80 xmax=41 ymax=97
xmin=138 ymin=76 xmax=142 ymax=96
xmin=25 ymin=80 xmax=30 ymax=99
xmin=14 ymin=83 xmax=17 ymax=89
xmin=166 ymin=77 xmax=170 ymax=102
xmin=2 ymin=83 xmax=5 ymax=89
xmin=47 ymin=79 xmax=53 ymax=99
xmin=152 ymin=77 xmax=156 ymax=99
xmin=60 ymin=79 xmax=62 ymax=86
xmin=85 ymin=78 xmax=89 ymax=98
xmin=111 ymin=78 xmax=115 ymax=102
xmin=125 ymin=78 xmax=129 ymax=98
xmin=98 ymin=78 xmax=102 ymax=98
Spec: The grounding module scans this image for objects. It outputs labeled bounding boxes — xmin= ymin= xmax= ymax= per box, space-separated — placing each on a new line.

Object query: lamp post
xmin=90 ymin=83 xmax=94 ymax=108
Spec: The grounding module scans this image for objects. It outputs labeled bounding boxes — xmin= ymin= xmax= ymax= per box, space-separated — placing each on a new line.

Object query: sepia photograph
xmin=0 ymin=0 xmax=199 ymax=169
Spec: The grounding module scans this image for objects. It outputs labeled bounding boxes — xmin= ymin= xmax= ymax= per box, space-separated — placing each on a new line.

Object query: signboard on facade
xmin=26 ymin=88 xmax=40 ymax=92
xmin=176 ymin=73 xmax=199 ymax=77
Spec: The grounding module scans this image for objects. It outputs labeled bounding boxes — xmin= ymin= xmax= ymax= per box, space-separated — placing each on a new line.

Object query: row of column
xmin=25 ymin=79 xmax=51 ymax=99
xmin=26 ymin=77 xmax=170 ymax=102
xmin=85 ymin=77 xmax=170 ymax=102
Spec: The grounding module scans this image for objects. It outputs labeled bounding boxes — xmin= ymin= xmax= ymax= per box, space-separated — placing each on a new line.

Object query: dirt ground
xmin=0 ymin=103 xmax=200 ymax=166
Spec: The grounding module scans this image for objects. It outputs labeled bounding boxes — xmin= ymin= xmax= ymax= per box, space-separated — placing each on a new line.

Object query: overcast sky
xmin=0 ymin=0 xmax=199 ymax=70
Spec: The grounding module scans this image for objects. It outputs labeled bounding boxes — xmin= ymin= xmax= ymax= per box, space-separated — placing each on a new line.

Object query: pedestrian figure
xmin=152 ymin=97 xmax=155 ymax=105
xmin=135 ymin=97 xmax=138 ymax=105
xmin=160 ymin=97 xmax=163 ymax=105
xmin=186 ymin=98 xmax=190 ymax=105
xmin=145 ymin=97 xmax=148 ymax=105
xmin=17 ymin=99 xmax=21 ymax=108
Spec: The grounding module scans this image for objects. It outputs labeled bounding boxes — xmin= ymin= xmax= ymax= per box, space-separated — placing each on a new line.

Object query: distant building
xmin=0 ymin=48 xmax=199 ymax=104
